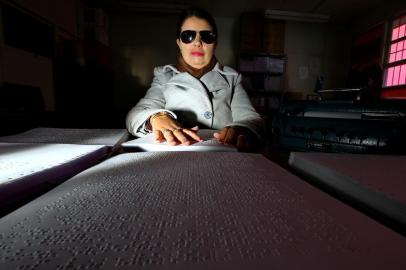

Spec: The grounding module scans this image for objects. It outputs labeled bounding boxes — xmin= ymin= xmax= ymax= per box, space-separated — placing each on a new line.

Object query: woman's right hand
xmin=150 ymin=113 xmax=202 ymax=145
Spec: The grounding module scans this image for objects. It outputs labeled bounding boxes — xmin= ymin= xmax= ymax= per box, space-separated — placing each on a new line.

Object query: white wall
xmin=112 ymin=11 xmax=353 ymax=109
xmin=214 ymin=16 xmax=239 ymax=68
xmin=284 ymin=21 xmax=351 ymax=98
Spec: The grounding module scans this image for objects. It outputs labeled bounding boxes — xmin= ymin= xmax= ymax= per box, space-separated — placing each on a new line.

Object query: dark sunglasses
xmin=180 ymin=30 xmax=216 ymax=44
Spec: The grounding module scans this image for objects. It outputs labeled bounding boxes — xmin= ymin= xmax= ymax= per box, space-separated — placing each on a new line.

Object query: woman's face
xmin=176 ymin=16 xmax=216 ymax=69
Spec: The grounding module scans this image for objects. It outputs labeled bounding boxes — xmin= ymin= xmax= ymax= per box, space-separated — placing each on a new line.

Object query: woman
xmin=126 ymin=7 xmax=264 ymax=152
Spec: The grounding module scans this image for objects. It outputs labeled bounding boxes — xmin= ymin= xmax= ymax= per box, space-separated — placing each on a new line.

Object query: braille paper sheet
xmin=0 ymin=127 xmax=129 ymax=152
xmin=288 ymin=152 xmax=406 ymax=229
xmin=1 ymin=152 xmax=405 ymax=269
xmin=0 ymin=142 xmax=108 ymax=209
xmin=122 ymin=129 xmax=237 ymax=152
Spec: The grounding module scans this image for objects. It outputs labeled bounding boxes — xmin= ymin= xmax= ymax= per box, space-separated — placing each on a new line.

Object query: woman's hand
xmin=214 ymin=126 xmax=259 ymax=152
xmin=150 ymin=113 xmax=202 ymax=145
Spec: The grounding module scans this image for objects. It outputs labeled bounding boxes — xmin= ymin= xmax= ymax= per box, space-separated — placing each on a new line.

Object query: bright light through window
xmin=388 ymin=40 xmax=406 ymax=63
xmin=391 ymin=17 xmax=406 ymax=41
xmin=384 ymin=14 xmax=406 ymax=89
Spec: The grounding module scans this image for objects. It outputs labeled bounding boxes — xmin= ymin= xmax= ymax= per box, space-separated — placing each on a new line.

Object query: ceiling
xmin=86 ymin=0 xmax=404 ymax=24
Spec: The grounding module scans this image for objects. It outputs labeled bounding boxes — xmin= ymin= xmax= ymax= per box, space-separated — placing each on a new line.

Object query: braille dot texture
xmin=0 ymin=143 xmax=108 ymax=183
xmin=1 ymin=152 xmax=405 ymax=270
xmin=0 ymin=143 xmax=108 ymax=207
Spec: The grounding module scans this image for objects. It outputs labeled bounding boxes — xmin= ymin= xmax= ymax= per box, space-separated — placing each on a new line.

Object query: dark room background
xmin=0 ymin=0 xmax=404 ymax=135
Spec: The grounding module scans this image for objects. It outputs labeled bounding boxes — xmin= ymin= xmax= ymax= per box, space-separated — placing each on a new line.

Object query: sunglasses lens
xmin=180 ymin=31 xmax=196 ymax=44
xmin=200 ymin=31 xmax=216 ymax=44
xmin=180 ymin=30 xmax=216 ymax=44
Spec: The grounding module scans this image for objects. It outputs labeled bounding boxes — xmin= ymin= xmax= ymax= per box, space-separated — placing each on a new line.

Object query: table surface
xmin=1 ymin=152 xmax=405 ymax=269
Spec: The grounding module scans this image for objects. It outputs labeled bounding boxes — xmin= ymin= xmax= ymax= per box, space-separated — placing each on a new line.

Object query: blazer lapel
xmin=166 ymin=72 xmax=213 ymax=110
xmin=200 ymin=71 xmax=231 ymax=92
xmin=166 ymin=72 xmax=203 ymax=91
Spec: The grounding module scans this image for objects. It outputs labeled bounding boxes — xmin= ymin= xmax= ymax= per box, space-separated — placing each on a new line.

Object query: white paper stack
xmin=0 ymin=143 xmax=108 ymax=212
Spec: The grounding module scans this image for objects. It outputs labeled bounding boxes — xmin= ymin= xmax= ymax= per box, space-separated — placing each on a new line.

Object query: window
xmin=382 ymin=13 xmax=406 ymax=99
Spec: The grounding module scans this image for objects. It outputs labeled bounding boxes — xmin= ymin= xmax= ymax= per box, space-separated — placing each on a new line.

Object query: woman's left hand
xmin=213 ymin=126 xmax=259 ymax=152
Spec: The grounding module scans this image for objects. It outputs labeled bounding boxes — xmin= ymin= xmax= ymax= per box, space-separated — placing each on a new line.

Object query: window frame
xmin=382 ymin=12 xmax=406 ymax=99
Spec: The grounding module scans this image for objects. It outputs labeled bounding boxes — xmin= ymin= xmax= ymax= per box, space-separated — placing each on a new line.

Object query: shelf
xmin=239 ymin=13 xmax=287 ymax=113
xmin=238 ymin=54 xmax=286 ymax=74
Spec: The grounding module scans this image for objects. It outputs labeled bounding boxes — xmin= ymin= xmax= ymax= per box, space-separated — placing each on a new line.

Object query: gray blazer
xmin=126 ymin=62 xmax=265 ymax=141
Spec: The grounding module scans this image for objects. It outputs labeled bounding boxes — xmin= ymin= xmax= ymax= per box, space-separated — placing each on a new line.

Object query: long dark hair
xmin=176 ymin=7 xmax=218 ymax=40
